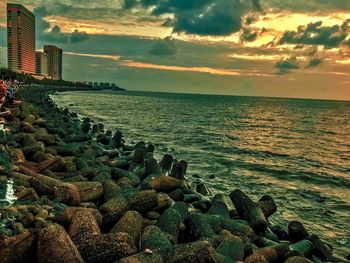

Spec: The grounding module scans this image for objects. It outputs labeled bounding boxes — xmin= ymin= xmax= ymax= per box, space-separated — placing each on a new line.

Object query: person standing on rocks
xmin=6 ymin=82 xmax=14 ymax=105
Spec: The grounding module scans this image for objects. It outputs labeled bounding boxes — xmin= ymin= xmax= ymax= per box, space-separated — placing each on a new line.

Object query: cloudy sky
xmin=0 ymin=0 xmax=349 ymax=100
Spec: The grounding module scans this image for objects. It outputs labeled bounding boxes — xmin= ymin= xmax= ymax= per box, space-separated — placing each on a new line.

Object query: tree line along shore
xmin=0 ymin=85 xmax=349 ymax=263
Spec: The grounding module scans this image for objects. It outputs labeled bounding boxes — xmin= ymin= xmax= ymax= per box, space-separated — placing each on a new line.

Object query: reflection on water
xmin=52 ymin=90 xmax=350 ymax=256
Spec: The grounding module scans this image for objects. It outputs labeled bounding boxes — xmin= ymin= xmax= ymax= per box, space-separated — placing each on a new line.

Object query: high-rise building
xmin=7 ymin=3 xmax=36 ymax=74
xmin=44 ymin=45 xmax=62 ymax=80
xmin=35 ymin=51 xmax=48 ymax=76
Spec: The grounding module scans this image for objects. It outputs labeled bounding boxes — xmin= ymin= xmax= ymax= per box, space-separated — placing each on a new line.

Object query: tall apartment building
xmin=7 ymin=3 xmax=36 ymax=74
xmin=44 ymin=45 xmax=62 ymax=80
xmin=35 ymin=51 xmax=48 ymax=76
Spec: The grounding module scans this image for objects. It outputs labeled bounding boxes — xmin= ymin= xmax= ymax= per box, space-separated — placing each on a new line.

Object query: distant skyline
xmin=0 ymin=0 xmax=349 ymax=100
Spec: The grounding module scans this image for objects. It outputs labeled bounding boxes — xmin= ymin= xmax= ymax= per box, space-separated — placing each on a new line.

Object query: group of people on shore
xmin=0 ymin=80 xmax=21 ymax=109
xmin=0 ymin=80 xmax=22 ymax=133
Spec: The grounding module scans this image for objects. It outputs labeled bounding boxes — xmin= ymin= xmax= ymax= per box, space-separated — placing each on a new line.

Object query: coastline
xmin=0 ymin=85 xmax=349 ymax=263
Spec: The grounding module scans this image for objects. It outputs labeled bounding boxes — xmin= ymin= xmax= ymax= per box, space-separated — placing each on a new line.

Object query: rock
xmin=116 ymin=177 xmax=133 ymax=188
xmin=245 ymin=254 xmax=268 ymax=263
xmin=35 ymin=128 xmax=57 ymax=145
xmin=159 ymin=154 xmax=173 ymax=174
xmin=184 ymin=213 xmax=216 ymax=242
xmin=168 ymin=188 xmax=184 ymax=202
xmin=183 ymin=194 xmax=201 ymax=203
xmin=34 ymin=117 xmax=46 ymax=127
xmin=288 ymin=221 xmax=309 ymax=243
xmin=178 ymin=160 xmax=188 ymax=175
xmin=284 ymin=256 xmax=313 ymax=263
xmin=21 ymin=122 xmax=35 ymax=133
xmin=154 ymin=193 xmax=172 ymax=212
xmin=22 ymin=142 xmax=45 ymax=160
xmin=65 ymin=134 xmax=92 ymax=143
xmin=215 ymin=235 xmax=244 ymax=261
xmin=192 ymin=200 xmax=211 ymax=213
xmin=206 ymin=215 xmax=255 ymax=242
xmin=111 ymin=168 xmax=133 ymax=180
xmin=0 ymin=231 xmax=36 ymax=263
xmin=289 ymin=239 xmax=314 ymax=257
xmin=171 ymin=202 xmax=189 ymax=223
xmin=141 ymin=226 xmax=173 ymax=259
xmin=140 ymin=176 xmax=185 ymax=192
xmin=145 ymin=158 xmax=162 ymax=177
xmin=12 ymin=172 xmax=31 ymax=187
xmin=207 ymin=194 xmax=230 ymax=219
xmin=87 ymin=233 xmax=138 ymax=263
xmin=262 ymin=227 xmax=279 ymax=242
xmin=54 ymin=206 xmax=103 ymax=226
xmin=81 ymin=121 xmax=91 ymax=133
xmin=68 ymin=210 xmax=104 ymax=261
xmin=308 ymin=234 xmax=334 ymax=261
xmin=69 ymin=210 xmax=101 ymax=252
xmin=132 ymin=147 xmax=146 ymax=165
xmin=166 ymin=241 xmax=217 ymax=263
xmin=109 ymin=159 xmax=129 ymax=169
xmin=110 ymin=210 xmax=143 ymax=246
xmin=146 ymin=144 xmax=155 ymax=153
xmin=196 ymin=182 xmax=211 ymax=196
xmin=117 ymin=175 xmax=140 ymax=188
xmin=34 ymin=157 xmax=62 ymax=173
xmin=103 ymin=179 xmax=121 ymax=201
xmin=21 ymin=134 xmax=36 ymax=147
xmin=71 ymin=181 xmax=103 ymax=202
xmin=156 ymin=208 xmax=182 ymax=244
xmin=169 ymin=161 xmax=185 ymax=180
xmin=271 ymin=225 xmax=289 ymax=241
xmin=19 ymin=165 xmax=80 ymax=206
xmin=16 ymin=187 xmax=39 ymax=202
xmin=37 ymin=224 xmax=84 ymax=263
xmin=128 ymin=190 xmax=158 ymax=214
xmin=258 ymin=195 xmax=277 ymax=219
xmin=113 ymin=130 xmax=123 ymax=148
xmin=230 ymin=189 xmax=268 ymax=233
xmin=147 ymin=211 xmax=160 ymax=220
xmin=99 ymin=196 xmax=128 ymax=224
xmin=118 ymin=252 xmax=163 ymax=263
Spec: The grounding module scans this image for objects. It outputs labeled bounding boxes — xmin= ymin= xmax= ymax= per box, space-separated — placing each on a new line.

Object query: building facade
xmin=44 ymin=45 xmax=62 ymax=80
xmin=35 ymin=51 xmax=48 ymax=76
xmin=7 ymin=3 xmax=36 ymax=74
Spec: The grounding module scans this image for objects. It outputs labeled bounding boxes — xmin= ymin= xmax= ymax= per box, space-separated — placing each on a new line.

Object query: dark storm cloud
xmin=280 ymin=20 xmax=350 ymax=47
xmin=123 ymin=0 xmax=262 ymax=36
xmin=34 ymin=6 xmax=90 ymax=44
xmin=307 ymin=58 xmax=322 ymax=68
xmin=41 ymin=25 xmax=69 ymax=43
xmin=241 ymin=28 xmax=258 ymax=42
xmin=240 ymin=27 xmax=267 ymax=42
xmin=261 ymin=0 xmax=350 ymax=11
xmin=150 ymin=37 xmax=177 ymax=55
xmin=71 ymin=30 xmax=90 ymax=43
xmin=33 ymin=2 xmax=126 ymax=21
xmin=275 ymin=56 xmax=299 ymax=74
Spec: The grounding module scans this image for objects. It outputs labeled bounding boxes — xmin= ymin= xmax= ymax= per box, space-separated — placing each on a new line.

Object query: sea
xmin=51 ymin=90 xmax=350 ymax=257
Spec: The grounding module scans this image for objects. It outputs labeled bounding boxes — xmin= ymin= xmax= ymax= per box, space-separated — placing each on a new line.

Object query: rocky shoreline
xmin=0 ymin=86 xmax=348 ymax=263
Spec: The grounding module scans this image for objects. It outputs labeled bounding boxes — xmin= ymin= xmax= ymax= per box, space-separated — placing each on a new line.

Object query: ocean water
xmin=51 ymin=90 xmax=350 ymax=256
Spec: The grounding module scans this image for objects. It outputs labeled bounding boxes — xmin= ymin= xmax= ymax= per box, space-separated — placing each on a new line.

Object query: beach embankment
xmin=0 ymin=86 xmax=348 ymax=263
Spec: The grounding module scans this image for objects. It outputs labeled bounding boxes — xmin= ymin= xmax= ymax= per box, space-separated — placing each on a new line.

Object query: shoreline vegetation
xmin=0 ymin=67 xmax=126 ymax=91
xmin=0 ymin=85 xmax=349 ymax=263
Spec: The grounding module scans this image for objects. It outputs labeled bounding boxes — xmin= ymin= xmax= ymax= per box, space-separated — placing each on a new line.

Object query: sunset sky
xmin=0 ymin=0 xmax=349 ymax=100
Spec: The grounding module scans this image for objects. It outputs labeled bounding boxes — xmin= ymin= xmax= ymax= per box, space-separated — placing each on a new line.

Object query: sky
xmin=0 ymin=0 xmax=349 ymax=100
